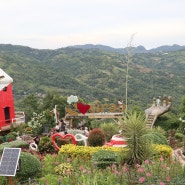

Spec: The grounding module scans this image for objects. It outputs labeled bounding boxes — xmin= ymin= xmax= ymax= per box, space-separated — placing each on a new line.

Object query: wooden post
xmin=69 ymin=118 xmax=73 ymax=129
xmin=9 ymin=177 xmax=13 ymax=185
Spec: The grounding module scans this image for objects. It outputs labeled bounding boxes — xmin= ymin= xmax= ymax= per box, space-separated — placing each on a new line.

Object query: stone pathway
xmin=172 ymin=148 xmax=185 ymax=166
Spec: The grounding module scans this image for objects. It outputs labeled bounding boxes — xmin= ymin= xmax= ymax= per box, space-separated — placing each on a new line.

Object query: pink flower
xmin=79 ymin=165 xmax=84 ymax=171
xmin=55 ymin=161 xmax=59 ymax=165
xmin=159 ymin=182 xmax=165 ymax=185
xmin=166 ymin=167 xmax=170 ymax=171
xmin=114 ymin=170 xmax=119 ymax=174
xmin=52 ymin=153 xmax=57 ymax=158
xmin=138 ymin=168 xmax=144 ymax=173
xmin=160 ymin=157 xmax=164 ymax=161
xmin=139 ymin=177 xmax=145 ymax=183
xmin=166 ymin=176 xmax=170 ymax=182
xmin=123 ymin=166 xmax=128 ymax=172
xmin=144 ymin=159 xmax=149 ymax=164
xmin=136 ymin=164 xmax=140 ymax=168
xmin=146 ymin=172 xmax=151 ymax=177
xmin=93 ymin=161 xmax=98 ymax=165
xmin=161 ymin=164 xmax=166 ymax=169
xmin=66 ymin=169 xmax=71 ymax=175
xmin=66 ymin=158 xmax=71 ymax=162
xmin=111 ymin=164 xmax=117 ymax=170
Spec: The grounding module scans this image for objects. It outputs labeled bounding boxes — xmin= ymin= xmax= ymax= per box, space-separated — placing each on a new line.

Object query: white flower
xmin=67 ymin=95 xmax=78 ymax=104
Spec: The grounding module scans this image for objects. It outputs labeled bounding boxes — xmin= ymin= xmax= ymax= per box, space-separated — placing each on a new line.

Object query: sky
xmin=0 ymin=0 xmax=185 ymax=50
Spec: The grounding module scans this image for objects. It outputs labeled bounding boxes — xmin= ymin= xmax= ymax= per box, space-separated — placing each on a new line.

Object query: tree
xmin=180 ymin=95 xmax=185 ymax=120
xmin=41 ymin=91 xmax=68 ymax=118
xmin=22 ymin=94 xmax=40 ymax=122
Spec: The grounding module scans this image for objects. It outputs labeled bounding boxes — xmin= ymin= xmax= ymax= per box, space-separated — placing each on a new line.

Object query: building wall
xmin=0 ymin=84 xmax=15 ymax=129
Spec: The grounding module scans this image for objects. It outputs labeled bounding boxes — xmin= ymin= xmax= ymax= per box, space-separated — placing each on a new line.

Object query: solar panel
xmin=0 ymin=148 xmax=21 ymax=176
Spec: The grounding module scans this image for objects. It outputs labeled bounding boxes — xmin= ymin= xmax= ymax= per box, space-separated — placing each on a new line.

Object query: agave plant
xmin=120 ymin=111 xmax=153 ymax=166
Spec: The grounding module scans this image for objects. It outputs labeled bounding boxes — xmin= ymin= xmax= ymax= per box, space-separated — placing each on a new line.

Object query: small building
xmin=0 ymin=68 xmax=15 ymax=130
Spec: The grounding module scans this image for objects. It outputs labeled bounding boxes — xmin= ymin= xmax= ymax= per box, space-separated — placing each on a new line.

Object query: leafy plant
xmin=16 ymin=152 xmax=41 ymax=181
xmin=88 ymin=128 xmax=106 ymax=146
xmin=54 ymin=162 xmax=74 ymax=176
xmin=175 ymin=132 xmax=185 ymax=142
xmin=27 ymin=110 xmax=55 ymax=136
xmin=120 ymin=111 xmax=153 ymax=166
xmin=92 ymin=150 xmax=118 ymax=169
xmin=38 ymin=136 xmax=57 ymax=154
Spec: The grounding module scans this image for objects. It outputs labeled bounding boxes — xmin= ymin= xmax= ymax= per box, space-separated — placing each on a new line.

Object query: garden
xmin=0 ymin=110 xmax=185 ymax=185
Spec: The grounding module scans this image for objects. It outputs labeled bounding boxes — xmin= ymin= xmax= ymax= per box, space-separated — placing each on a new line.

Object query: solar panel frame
xmin=0 ymin=147 xmax=21 ymax=176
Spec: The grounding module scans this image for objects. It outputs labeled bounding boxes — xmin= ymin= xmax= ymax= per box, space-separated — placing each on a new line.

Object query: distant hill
xmin=0 ymin=43 xmax=185 ymax=113
xmin=69 ymin=44 xmax=185 ymax=54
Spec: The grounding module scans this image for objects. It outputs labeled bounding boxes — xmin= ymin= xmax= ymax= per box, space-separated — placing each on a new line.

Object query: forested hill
xmin=0 ymin=44 xmax=185 ymax=113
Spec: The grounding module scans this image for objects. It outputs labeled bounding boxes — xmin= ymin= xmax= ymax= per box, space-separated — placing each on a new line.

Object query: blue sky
xmin=0 ymin=0 xmax=185 ymax=50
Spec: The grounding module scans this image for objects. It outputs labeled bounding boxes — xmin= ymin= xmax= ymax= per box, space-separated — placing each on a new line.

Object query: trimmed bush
xmin=153 ymin=144 xmax=172 ymax=158
xmin=58 ymin=144 xmax=172 ymax=161
xmin=6 ymin=134 xmax=16 ymax=142
xmin=88 ymin=128 xmax=106 ymax=146
xmin=59 ymin=144 xmax=124 ymax=160
xmin=16 ymin=152 xmax=41 ymax=181
xmin=142 ymin=132 xmax=168 ymax=145
xmin=0 ymin=140 xmax=29 ymax=154
xmin=38 ymin=136 xmax=57 ymax=154
xmin=92 ymin=150 xmax=118 ymax=169
xmin=175 ymin=132 xmax=185 ymax=142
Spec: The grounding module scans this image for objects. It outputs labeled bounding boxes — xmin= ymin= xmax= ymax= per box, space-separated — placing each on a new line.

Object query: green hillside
xmin=0 ymin=44 xmax=185 ymax=113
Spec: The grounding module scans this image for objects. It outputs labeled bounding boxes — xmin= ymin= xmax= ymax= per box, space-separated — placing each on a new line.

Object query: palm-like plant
xmin=121 ymin=111 xmax=153 ymax=166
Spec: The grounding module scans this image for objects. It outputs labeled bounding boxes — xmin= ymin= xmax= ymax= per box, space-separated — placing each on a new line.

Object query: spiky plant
xmin=121 ymin=111 xmax=153 ymax=166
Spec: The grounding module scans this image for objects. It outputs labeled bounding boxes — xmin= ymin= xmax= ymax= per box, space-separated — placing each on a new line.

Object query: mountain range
xmin=69 ymin=44 xmax=185 ymax=54
xmin=0 ymin=43 xmax=185 ymax=113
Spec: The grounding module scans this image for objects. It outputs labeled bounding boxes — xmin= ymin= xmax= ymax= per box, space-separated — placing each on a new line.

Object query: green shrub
xmin=39 ymin=174 xmax=60 ymax=185
xmin=10 ymin=131 xmax=18 ymax=137
xmin=6 ymin=133 xmax=16 ymax=142
xmin=38 ymin=136 xmax=57 ymax=154
xmin=16 ymin=152 xmax=41 ymax=181
xmin=88 ymin=128 xmax=105 ymax=146
xmin=59 ymin=144 xmax=124 ymax=161
xmin=100 ymin=122 xmax=119 ymax=141
xmin=0 ymin=176 xmax=8 ymax=185
xmin=175 ymin=132 xmax=185 ymax=142
xmin=10 ymin=123 xmax=27 ymax=136
xmin=92 ymin=150 xmax=118 ymax=169
xmin=55 ymin=136 xmax=71 ymax=146
xmin=142 ymin=132 xmax=168 ymax=145
xmin=0 ymin=140 xmax=29 ymax=154
xmin=0 ymin=136 xmax=4 ymax=144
